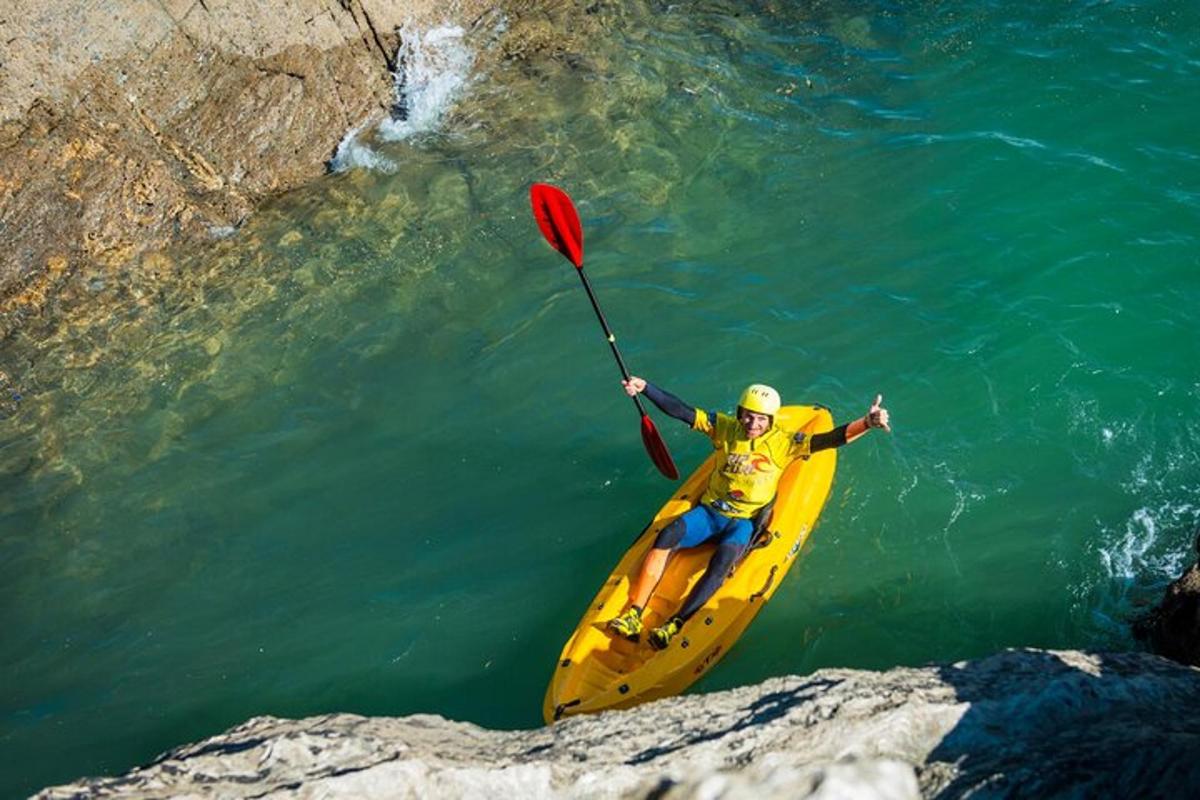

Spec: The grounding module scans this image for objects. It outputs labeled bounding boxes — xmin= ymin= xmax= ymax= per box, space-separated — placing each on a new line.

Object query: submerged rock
xmin=32 ymin=649 xmax=1200 ymax=799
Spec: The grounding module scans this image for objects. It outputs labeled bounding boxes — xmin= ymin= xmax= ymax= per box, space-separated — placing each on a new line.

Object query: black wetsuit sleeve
xmin=809 ymin=423 xmax=850 ymax=452
xmin=643 ymin=382 xmax=697 ymax=427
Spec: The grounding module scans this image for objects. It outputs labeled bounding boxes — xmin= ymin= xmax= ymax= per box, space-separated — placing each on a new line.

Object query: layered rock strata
xmin=34 ymin=649 xmax=1200 ymax=799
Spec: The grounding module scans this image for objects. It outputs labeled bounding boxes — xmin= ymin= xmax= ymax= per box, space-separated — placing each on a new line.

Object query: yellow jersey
xmin=692 ymin=409 xmax=813 ymax=518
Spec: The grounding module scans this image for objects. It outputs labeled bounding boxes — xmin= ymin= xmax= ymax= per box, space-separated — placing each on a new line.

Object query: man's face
xmin=738 ymin=408 xmax=772 ymax=439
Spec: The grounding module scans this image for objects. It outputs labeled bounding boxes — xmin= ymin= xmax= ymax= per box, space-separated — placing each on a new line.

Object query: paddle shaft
xmin=574 ymin=267 xmax=651 ymax=419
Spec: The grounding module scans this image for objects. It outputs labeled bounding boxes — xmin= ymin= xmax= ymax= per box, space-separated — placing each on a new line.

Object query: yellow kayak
xmin=544 ymin=404 xmax=838 ymax=723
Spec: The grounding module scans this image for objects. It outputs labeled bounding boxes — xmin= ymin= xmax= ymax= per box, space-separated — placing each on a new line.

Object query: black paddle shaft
xmin=575 ymin=268 xmax=651 ymax=418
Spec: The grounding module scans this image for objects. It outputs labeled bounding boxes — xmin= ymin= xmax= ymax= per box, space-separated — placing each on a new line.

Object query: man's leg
xmin=675 ymin=540 xmax=746 ymax=622
xmin=648 ymin=515 xmax=752 ymax=650
xmin=608 ymin=506 xmax=714 ymax=639
xmin=627 ymin=547 xmax=671 ymax=610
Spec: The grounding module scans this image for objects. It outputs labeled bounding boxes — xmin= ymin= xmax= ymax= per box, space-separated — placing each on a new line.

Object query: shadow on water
xmin=926 ymin=649 xmax=1200 ymax=799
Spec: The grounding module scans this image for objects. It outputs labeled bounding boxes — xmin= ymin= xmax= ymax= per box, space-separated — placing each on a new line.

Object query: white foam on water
xmin=331 ymin=23 xmax=476 ymax=173
xmin=1099 ymin=503 xmax=1197 ymax=581
xmin=379 ymin=24 xmax=475 ymax=141
xmin=330 ymin=122 xmax=398 ymax=174
xmin=1091 ymin=426 xmax=1200 ymax=614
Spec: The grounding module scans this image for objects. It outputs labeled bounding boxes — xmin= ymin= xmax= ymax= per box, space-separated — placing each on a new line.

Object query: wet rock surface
xmin=0 ymin=0 xmax=598 ymax=321
xmin=1134 ymin=530 xmax=1200 ymax=667
xmin=3 ymin=1 xmax=376 ymax=307
xmin=33 ymin=649 xmax=1200 ymax=799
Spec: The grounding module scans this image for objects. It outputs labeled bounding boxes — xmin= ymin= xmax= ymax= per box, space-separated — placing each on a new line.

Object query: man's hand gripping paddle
xmin=530 ymin=183 xmax=679 ymax=480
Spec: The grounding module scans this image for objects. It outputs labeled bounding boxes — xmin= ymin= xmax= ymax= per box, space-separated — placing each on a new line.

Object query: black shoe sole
xmin=606 ymin=624 xmax=641 ymax=643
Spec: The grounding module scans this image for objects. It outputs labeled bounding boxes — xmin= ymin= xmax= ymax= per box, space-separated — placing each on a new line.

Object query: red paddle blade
xmin=530 ymin=183 xmax=584 ymax=268
xmin=641 ymin=414 xmax=680 ymax=480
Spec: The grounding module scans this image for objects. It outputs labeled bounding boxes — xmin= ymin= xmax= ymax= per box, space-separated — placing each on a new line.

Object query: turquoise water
xmin=3 ymin=1 xmax=1200 ymax=795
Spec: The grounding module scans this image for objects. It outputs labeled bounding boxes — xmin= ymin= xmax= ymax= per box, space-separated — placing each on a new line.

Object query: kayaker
xmin=607 ymin=378 xmax=890 ymax=650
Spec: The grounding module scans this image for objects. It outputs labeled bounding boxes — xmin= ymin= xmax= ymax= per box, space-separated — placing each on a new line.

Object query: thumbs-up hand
xmin=865 ymin=394 xmax=891 ymax=433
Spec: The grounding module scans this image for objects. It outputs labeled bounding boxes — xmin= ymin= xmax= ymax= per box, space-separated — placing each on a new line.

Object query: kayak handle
xmin=748 ymin=565 xmax=779 ymax=603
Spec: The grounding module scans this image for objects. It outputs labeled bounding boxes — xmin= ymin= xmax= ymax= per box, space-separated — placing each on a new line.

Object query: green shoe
xmin=607 ymin=607 xmax=643 ymax=641
xmin=649 ymin=617 xmax=682 ymax=651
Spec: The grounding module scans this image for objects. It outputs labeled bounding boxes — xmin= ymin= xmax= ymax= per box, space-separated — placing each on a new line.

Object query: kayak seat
xmin=748 ymin=499 xmax=776 ymax=550
xmin=728 ymin=499 xmax=776 ymax=578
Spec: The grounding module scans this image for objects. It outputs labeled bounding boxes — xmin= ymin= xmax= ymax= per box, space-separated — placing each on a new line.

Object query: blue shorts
xmin=672 ymin=503 xmax=755 ymax=549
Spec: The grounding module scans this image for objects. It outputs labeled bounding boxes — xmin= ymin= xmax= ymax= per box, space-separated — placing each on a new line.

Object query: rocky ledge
xmin=0 ymin=0 xmax=591 ymax=327
xmin=3 ymin=0 xmax=406 ymax=311
xmin=33 ymin=649 xmax=1200 ymax=799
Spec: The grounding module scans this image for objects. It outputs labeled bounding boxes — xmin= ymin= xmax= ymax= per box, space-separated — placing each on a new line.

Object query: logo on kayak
xmin=694 ymin=644 xmax=723 ymax=676
xmin=787 ymin=525 xmax=809 ymax=559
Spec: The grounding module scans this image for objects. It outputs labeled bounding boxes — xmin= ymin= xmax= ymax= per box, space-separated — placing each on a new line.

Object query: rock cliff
xmin=32 ymin=649 xmax=1200 ymax=799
